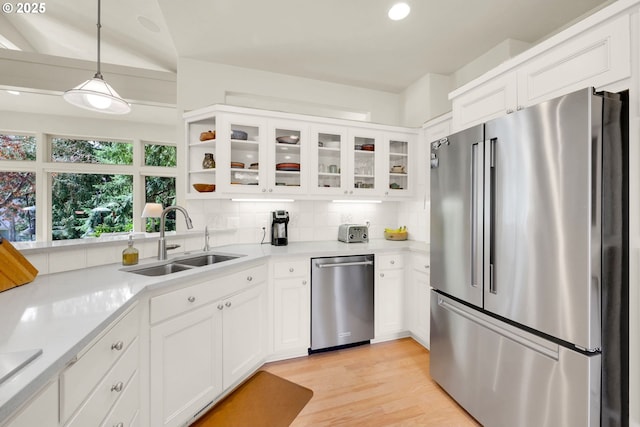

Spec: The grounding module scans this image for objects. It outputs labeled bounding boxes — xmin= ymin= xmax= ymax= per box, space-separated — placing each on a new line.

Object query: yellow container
xmin=384 ymin=231 xmax=408 ymax=241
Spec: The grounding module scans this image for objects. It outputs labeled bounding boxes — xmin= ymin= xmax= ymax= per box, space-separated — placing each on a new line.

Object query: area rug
xmin=191 ymin=370 xmax=313 ymax=427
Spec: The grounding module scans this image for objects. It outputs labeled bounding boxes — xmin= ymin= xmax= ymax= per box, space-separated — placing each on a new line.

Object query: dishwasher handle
xmin=316 ymin=260 xmax=373 ymax=268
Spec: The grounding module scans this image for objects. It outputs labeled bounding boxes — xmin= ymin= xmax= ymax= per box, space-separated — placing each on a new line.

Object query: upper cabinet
xmin=450 ymin=12 xmax=631 ymax=132
xmin=185 ymin=106 xmax=418 ymax=200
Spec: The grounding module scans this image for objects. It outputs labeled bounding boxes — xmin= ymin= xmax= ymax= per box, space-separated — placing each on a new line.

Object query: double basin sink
xmin=123 ymin=252 xmax=244 ymax=276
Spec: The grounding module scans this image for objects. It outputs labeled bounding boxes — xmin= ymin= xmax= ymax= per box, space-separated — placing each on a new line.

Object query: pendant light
xmin=63 ymin=0 xmax=131 ymax=114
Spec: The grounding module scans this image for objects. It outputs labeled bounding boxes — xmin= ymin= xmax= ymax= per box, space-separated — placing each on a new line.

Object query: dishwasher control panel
xmin=338 ymin=224 xmax=369 ymax=243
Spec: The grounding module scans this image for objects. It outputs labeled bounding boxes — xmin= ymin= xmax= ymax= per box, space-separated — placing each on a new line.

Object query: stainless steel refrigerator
xmin=430 ymin=88 xmax=628 ymax=427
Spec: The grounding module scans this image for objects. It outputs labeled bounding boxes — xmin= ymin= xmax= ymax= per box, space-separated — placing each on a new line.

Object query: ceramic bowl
xmin=231 ymin=130 xmax=248 ymax=140
xmin=193 ymin=183 xmax=215 ymax=193
xmin=276 ymin=135 xmax=300 ymax=144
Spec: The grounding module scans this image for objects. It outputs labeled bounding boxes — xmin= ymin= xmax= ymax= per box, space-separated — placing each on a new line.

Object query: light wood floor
xmin=262 ymin=338 xmax=481 ymax=427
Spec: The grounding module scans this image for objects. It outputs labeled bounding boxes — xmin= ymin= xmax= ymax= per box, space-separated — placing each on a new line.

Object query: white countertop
xmin=0 ymin=239 xmax=427 ymax=422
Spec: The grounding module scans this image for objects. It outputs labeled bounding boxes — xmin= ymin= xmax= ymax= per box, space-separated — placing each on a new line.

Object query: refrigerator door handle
xmin=471 ymin=143 xmax=483 ymax=288
xmin=487 ymin=138 xmax=497 ymax=295
xmin=437 ymin=296 xmax=559 ymax=360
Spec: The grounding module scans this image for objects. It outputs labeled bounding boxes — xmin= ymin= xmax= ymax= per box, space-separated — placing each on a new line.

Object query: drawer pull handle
xmin=114 ymin=423 xmax=124 ymax=427
xmin=111 ymin=341 xmax=124 ymax=351
xmin=247 ymin=276 xmax=253 ymax=282
xmin=188 ymin=296 xmax=196 ymax=303
xmin=289 ymin=267 xmax=294 ymax=272
xmin=225 ymin=301 xmax=232 ymax=307
xmin=111 ymin=382 xmax=124 ymax=393
xmin=217 ymin=304 xmax=224 ymax=310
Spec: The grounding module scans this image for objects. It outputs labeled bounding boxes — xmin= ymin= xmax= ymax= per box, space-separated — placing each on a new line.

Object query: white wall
xmin=401 ymin=73 xmax=452 ymax=127
xmin=178 ymin=58 xmax=402 ymax=125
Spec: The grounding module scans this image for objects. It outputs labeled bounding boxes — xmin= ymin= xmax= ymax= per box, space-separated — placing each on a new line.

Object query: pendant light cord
xmin=94 ymin=0 xmax=103 ymax=79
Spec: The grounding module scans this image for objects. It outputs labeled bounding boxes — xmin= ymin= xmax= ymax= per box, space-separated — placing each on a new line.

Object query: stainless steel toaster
xmin=338 ymin=224 xmax=369 ymax=243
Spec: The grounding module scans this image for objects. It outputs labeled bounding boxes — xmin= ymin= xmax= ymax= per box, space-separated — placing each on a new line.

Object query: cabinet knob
xmin=380 ymin=273 xmax=385 ymax=278
xmin=269 ymin=188 xmax=273 ymax=192
xmin=111 ymin=341 xmax=124 ymax=351
xmin=506 ymin=108 xmax=514 ymax=114
xmin=187 ymin=296 xmax=196 ymax=303
xmin=225 ymin=301 xmax=232 ymax=307
xmin=344 ymin=190 xmax=348 ymax=194
xmin=425 ymin=265 xmax=430 ymax=269
xmin=111 ymin=382 xmax=124 ymax=393
xmin=302 ymin=280 xmax=307 ymax=285
xmin=517 ymin=105 xmax=524 ymax=111
xmin=390 ymin=260 xmax=395 ymax=265
xmin=217 ymin=304 xmax=224 ymax=310
xmin=289 ymin=267 xmax=294 ymax=273
xmin=114 ymin=423 xmax=124 ymax=427
xmin=262 ymin=188 xmax=267 ymax=193
xmin=247 ymin=276 xmax=253 ymax=282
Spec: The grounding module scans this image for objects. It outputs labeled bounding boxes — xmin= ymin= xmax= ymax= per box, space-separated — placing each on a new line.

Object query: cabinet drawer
xmin=60 ymin=305 xmax=139 ymax=423
xmin=412 ymin=254 xmax=430 ymax=273
xmin=377 ymin=253 xmax=404 ymax=270
xmin=150 ymin=263 xmax=267 ymax=324
xmin=65 ymin=338 xmax=139 ymax=427
xmin=273 ymin=259 xmax=308 ymax=278
xmin=100 ymin=371 xmax=139 ymax=427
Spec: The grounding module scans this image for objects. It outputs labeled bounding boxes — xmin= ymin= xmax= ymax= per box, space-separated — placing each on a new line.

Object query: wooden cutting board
xmin=0 ymin=237 xmax=38 ymax=293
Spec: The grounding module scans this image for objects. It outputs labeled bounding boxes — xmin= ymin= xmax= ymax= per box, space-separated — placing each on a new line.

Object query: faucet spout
xmin=158 ymin=205 xmax=194 ymax=260
xmin=203 ymin=226 xmax=211 ymax=252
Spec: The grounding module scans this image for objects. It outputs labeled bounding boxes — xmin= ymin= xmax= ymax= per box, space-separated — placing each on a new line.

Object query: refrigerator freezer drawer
xmin=430 ymin=291 xmax=601 ymax=427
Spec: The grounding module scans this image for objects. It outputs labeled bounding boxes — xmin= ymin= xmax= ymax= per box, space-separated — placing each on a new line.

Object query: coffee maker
xmin=270 ymin=210 xmax=289 ymax=246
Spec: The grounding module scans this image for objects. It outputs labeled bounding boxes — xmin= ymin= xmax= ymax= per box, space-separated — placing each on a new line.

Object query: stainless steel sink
xmin=175 ymin=254 xmax=239 ymax=267
xmin=124 ymin=252 xmax=244 ymax=276
xmin=128 ymin=263 xmax=193 ymax=276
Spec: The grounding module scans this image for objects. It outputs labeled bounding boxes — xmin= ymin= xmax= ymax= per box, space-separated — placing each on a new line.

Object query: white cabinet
xmin=381 ymin=132 xmax=415 ymax=198
xmin=375 ymin=253 xmax=406 ymax=341
xmin=150 ymin=303 xmax=222 ymax=427
xmin=408 ymin=253 xmax=430 ymax=348
xmin=450 ymin=13 xmax=631 ymax=132
xmin=149 ymin=263 xmax=268 ymax=427
xmin=60 ymin=303 xmax=140 ymax=427
xmin=310 ymin=124 xmax=349 ymax=196
xmin=2 ymin=380 xmax=58 ymax=427
xmin=267 ymin=120 xmax=309 ymax=195
xmin=221 ymin=282 xmax=268 ymax=388
xmin=272 ymin=258 xmax=310 ymax=359
xmin=348 ymin=128 xmax=382 ymax=196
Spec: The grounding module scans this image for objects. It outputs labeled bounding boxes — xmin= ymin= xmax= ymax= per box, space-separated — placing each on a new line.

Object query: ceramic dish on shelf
xmin=276 ymin=163 xmax=300 ymax=171
xmin=249 ymin=163 xmax=259 ymax=170
xmin=276 ymin=135 xmax=300 ymax=144
xmin=361 ymin=144 xmax=375 ymax=151
xmin=231 ymin=162 xmax=245 ymax=169
xmin=231 ymin=130 xmax=248 ymax=140
xmin=192 ymin=183 xmax=215 ymax=192
xmin=199 ymin=130 xmax=215 ymax=141
xmin=321 ymin=140 xmax=340 ymax=149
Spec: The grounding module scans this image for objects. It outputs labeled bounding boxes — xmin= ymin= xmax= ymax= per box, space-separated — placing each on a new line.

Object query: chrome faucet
xmin=157 ymin=205 xmax=193 ymax=260
xmin=203 ymin=225 xmax=211 ymax=252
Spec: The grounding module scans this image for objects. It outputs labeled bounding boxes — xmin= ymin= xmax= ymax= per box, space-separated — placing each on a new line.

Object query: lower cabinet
xmin=2 ymin=380 xmax=58 ymax=427
xmin=408 ymin=254 xmax=430 ymax=348
xmin=149 ymin=265 xmax=268 ymax=427
xmin=271 ymin=258 xmax=310 ymax=359
xmin=375 ymin=253 xmax=406 ymax=340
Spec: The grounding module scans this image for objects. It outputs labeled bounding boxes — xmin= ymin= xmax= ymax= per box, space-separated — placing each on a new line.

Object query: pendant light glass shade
xmin=63 ymin=0 xmax=131 ymax=114
xmin=64 ymin=74 xmax=131 ymax=114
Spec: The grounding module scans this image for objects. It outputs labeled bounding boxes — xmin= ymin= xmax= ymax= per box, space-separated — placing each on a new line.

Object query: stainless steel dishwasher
xmin=310 ymin=254 xmax=375 ymax=352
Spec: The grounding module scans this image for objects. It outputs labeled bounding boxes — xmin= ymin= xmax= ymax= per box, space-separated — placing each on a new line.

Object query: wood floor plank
xmin=262 ymin=338 xmax=481 ymax=427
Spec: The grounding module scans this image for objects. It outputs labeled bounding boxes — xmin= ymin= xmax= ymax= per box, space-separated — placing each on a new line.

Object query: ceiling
xmin=0 ymin=0 xmax=614 ymax=109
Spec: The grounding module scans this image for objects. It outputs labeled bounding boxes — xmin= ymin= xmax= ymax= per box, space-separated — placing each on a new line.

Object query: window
xmin=0 ymin=133 xmax=177 ymax=242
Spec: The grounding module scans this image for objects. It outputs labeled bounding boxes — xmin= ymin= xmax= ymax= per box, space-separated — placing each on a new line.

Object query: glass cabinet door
xmin=386 ymin=137 xmax=410 ymax=195
xmin=311 ymin=125 xmax=348 ymax=195
xmin=349 ymin=129 xmax=380 ymax=195
xmin=220 ymin=115 xmax=267 ymax=193
xmin=268 ymin=121 xmax=308 ymax=194
xmin=186 ymin=115 xmax=217 ymax=198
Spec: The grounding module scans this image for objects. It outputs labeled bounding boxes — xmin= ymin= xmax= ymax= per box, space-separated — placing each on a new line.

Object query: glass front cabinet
xmin=185 ymin=106 xmax=417 ymax=200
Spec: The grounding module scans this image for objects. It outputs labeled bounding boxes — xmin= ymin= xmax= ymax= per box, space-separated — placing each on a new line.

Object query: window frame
xmin=0 ymin=131 xmax=178 ymax=242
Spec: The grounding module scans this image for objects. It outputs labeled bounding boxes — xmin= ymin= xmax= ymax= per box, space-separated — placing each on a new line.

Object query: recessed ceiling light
xmin=6 ymin=90 xmax=20 ymax=95
xmin=388 ymin=2 xmax=410 ymax=20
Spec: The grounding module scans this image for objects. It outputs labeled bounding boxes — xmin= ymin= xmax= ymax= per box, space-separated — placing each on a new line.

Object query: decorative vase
xmin=202 ymin=153 xmax=215 ymax=169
